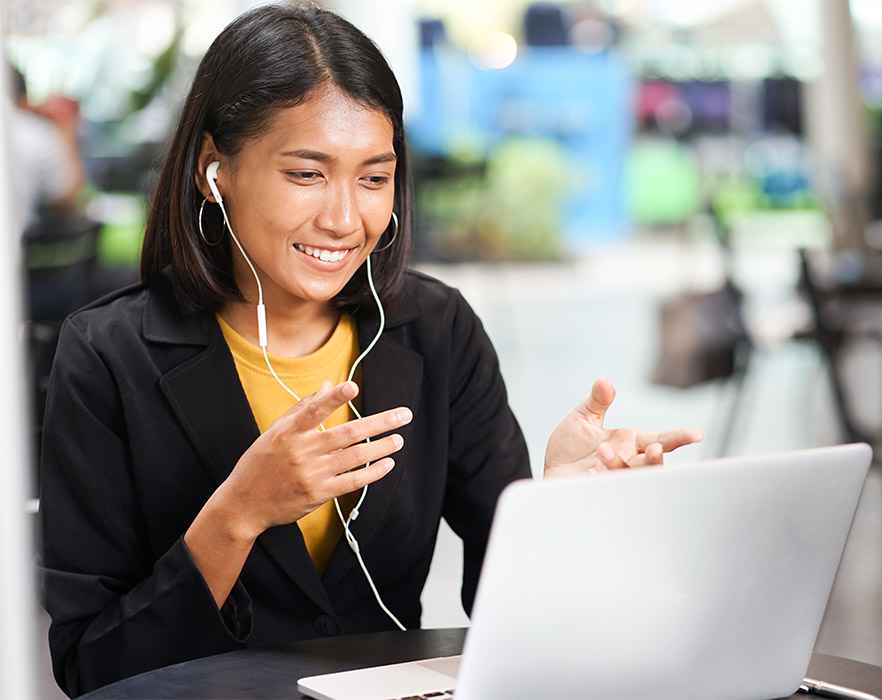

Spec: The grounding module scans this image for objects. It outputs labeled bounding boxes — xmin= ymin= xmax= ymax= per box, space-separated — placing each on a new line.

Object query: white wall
xmin=0 ymin=6 xmax=37 ymax=697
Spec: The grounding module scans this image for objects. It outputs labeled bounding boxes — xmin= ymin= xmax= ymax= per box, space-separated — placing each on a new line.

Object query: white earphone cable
xmin=334 ymin=254 xmax=405 ymax=631
xmin=207 ymin=176 xmax=264 ymax=307
xmin=208 ymin=169 xmax=404 ymax=630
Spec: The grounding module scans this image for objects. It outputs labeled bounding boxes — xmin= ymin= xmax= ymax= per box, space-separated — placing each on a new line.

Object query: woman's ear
xmin=195 ymin=132 xmax=222 ymax=201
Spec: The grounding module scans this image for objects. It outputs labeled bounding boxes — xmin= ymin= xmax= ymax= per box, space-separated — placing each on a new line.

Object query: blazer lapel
xmin=351 ymin=334 xmax=423 ymax=539
xmin=159 ymin=332 xmax=256 ymax=486
xmin=322 ymin=301 xmax=424 ymax=588
xmin=154 ymin=305 xmax=333 ymax=615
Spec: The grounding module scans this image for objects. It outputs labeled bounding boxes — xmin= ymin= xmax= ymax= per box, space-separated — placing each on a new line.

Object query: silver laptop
xmin=298 ymin=443 xmax=873 ymax=700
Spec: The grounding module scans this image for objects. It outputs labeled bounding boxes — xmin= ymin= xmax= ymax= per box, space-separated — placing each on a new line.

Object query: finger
xmin=331 ymin=455 xmax=396 ymax=494
xmin=597 ymin=441 xmax=629 ymax=470
xmin=283 ymin=380 xmax=359 ymax=431
xmin=320 ymin=407 xmax=413 ymax=453
xmin=327 ymin=433 xmax=405 ymax=475
xmin=636 ymin=428 xmax=703 ymax=452
xmin=643 ymin=442 xmax=664 ymax=466
xmin=575 ymin=377 xmax=616 ymax=425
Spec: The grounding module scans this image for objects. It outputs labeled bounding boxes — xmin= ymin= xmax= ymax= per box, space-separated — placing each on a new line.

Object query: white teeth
xmin=295 ymin=244 xmax=347 ymax=262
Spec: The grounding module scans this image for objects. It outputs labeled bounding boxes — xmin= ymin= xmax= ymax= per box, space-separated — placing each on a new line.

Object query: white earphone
xmin=205 ymin=161 xmax=222 ymax=201
xmin=206 ymin=161 xmax=268 ymax=348
xmin=204 ymin=161 xmax=404 ymax=630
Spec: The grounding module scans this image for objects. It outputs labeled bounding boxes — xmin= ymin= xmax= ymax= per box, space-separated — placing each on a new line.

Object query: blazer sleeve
xmin=38 ymin=318 xmax=253 ymax=697
xmin=441 ymin=291 xmax=531 ymax=614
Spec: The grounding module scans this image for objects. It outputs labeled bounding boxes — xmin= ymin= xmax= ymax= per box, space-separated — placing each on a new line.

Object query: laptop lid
xmin=298 ymin=443 xmax=872 ymax=700
xmin=455 ymin=442 xmax=872 ymax=700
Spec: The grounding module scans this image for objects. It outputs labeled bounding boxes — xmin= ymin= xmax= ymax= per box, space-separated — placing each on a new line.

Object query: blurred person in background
xmin=37 ymin=4 xmax=702 ymax=696
xmin=6 ymin=62 xmax=85 ymax=231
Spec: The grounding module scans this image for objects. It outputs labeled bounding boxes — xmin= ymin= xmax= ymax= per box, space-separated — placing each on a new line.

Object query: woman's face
xmin=202 ymin=85 xmax=396 ymax=313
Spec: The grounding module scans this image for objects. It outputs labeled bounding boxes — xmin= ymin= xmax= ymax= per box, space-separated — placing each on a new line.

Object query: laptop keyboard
xmin=388 ymin=691 xmax=454 ymax=699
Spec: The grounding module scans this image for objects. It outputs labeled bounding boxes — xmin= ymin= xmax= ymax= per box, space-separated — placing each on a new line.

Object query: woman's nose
xmin=315 ymin=182 xmax=360 ymax=237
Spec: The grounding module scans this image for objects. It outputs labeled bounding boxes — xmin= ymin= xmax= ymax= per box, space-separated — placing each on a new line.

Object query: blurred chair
xmin=22 ymin=212 xmax=101 ymax=496
xmin=24 ymin=213 xmax=101 ymax=320
xmin=797 ymin=247 xmax=882 ymax=448
xmin=652 ymin=280 xmax=752 ymax=458
xmin=651 ymin=203 xmax=752 ymax=457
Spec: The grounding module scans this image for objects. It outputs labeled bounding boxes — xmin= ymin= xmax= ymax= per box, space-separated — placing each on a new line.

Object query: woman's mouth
xmin=294 ymin=244 xmax=352 ymax=263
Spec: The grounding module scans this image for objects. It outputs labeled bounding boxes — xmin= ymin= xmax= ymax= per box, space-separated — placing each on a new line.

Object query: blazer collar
xmin=139 ymin=269 xmax=210 ymax=347
xmin=378 ymin=278 xmax=421 ymax=330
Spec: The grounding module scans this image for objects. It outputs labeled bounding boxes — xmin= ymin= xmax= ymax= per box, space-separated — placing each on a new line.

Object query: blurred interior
xmin=4 ymin=0 xmax=882 ymax=696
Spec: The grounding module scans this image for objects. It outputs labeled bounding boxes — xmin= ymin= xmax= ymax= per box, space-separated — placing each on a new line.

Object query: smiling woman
xmin=36 ymin=3 xmax=701 ymax=698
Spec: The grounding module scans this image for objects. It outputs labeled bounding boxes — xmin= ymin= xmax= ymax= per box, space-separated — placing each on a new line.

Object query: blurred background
xmin=4 ymin=0 xmax=882 ymax=696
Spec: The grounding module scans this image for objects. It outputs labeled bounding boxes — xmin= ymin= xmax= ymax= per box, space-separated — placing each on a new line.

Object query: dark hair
xmin=140 ymin=3 xmax=412 ymax=313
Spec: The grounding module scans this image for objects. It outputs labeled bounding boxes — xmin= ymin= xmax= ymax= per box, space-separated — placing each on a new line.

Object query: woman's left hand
xmin=543 ymin=377 xmax=703 ymax=478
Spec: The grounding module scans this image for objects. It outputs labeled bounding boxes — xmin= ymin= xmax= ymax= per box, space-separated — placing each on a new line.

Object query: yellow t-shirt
xmin=217 ymin=313 xmax=361 ymax=575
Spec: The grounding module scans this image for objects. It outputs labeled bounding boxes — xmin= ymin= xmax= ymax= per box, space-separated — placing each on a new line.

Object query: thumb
xmin=575 ymin=377 xmax=616 ymax=427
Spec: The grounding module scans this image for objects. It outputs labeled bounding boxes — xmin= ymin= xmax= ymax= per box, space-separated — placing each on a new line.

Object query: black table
xmin=82 ymin=628 xmax=882 ymax=699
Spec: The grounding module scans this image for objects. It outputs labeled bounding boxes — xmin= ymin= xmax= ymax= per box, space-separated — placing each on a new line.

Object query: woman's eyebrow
xmin=279 ymin=149 xmax=331 ymax=162
xmin=278 ymin=149 xmax=397 ymax=166
xmin=362 ymin=152 xmax=397 ymax=166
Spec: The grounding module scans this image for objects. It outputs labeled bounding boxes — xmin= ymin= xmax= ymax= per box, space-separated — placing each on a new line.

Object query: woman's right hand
xmin=184 ymin=379 xmax=410 ymax=607
xmin=221 ymin=379 xmax=411 ymax=540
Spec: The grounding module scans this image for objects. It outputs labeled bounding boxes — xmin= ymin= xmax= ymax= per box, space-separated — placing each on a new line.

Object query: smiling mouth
xmin=294 ymin=244 xmax=352 ymax=263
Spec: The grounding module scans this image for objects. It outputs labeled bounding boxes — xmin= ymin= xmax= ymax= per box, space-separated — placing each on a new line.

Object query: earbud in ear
xmin=206 ymin=161 xmax=223 ymax=204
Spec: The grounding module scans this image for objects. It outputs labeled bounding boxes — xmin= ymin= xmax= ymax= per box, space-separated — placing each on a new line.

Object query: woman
xmin=38 ymin=4 xmax=701 ymax=696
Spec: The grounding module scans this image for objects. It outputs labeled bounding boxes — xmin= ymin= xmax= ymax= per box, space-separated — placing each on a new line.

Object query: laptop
xmin=298 ymin=442 xmax=873 ymax=700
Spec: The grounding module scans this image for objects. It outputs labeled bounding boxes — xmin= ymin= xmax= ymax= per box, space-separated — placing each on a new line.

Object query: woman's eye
xmin=364 ymin=176 xmax=390 ymax=187
xmin=287 ymin=171 xmax=321 ymax=182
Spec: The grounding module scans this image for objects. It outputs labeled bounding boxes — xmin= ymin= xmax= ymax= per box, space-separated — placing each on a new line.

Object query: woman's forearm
xmin=184 ymin=486 xmax=260 ymax=608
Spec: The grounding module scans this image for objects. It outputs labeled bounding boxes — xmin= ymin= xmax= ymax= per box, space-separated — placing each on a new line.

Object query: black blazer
xmin=38 ymin=268 xmax=530 ymax=697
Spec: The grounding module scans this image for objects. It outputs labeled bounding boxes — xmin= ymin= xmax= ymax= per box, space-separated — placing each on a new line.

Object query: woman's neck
xmin=220 ymin=299 xmax=342 ymax=358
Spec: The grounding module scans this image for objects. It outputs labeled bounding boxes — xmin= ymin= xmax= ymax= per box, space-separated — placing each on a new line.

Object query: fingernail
xmin=392 ymin=434 xmax=404 ymax=450
xmin=598 ymin=443 xmax=613 ymax=463
xmin=396 ymin=408 xmax=413 ymax=424
xmin=385 ymin=459 xmax=395 ymax=472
